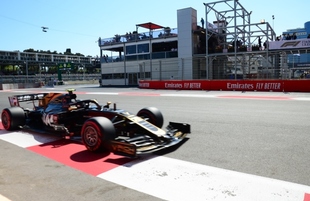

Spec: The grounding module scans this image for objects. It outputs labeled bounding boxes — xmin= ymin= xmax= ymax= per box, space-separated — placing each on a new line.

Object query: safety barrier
xmin=138 ymin=79 xmax=310 ymax=92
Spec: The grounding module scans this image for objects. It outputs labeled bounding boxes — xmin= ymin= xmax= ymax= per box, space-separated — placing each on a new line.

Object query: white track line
xmin=0 ymin=130 xmax=59 ymax=148
xmin=98 ymin=156 xmax=310 ymax=201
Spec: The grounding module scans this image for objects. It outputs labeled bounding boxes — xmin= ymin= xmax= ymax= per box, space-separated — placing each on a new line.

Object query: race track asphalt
xmin=0 ymin=85 xmax=310 ymax=201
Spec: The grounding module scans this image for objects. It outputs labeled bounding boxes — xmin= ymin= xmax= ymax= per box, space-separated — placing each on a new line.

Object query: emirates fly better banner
xmin=139 ymin=80 xmax=310 ymax=92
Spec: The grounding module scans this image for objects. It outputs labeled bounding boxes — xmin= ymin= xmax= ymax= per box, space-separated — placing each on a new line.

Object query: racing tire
xmin=137 ymin=107 xmax=164 ymax=128
xmin=1 ymin=107 xmax=26 ymax=131
xmin=81 ymin=117 xmax=116 ymax=152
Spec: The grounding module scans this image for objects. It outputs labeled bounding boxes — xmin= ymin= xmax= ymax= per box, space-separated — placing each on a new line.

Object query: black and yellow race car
xmin=1 ymin=89 xmax=190 ymax=157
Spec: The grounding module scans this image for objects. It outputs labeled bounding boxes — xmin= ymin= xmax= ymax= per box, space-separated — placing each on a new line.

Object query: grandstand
xmin=98 ymin=0 xmax=310 ymax=86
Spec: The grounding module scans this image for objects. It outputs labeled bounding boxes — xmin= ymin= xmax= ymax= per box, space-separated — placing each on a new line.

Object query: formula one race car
xmin=1 ymin=89 xmax=190 ymax=157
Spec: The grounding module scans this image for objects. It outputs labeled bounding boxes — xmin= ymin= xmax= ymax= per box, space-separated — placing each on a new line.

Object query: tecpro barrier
xmin=138 ymin=80 xmax=310 ymax=92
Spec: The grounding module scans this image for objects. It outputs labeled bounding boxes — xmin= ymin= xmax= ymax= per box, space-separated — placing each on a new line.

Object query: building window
xmin=126 ymin=45 xmax=136 ymax=55
xmin=137 ymin=44 xmax=149 ymax=53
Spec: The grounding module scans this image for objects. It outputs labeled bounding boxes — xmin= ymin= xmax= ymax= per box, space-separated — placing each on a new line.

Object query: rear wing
xmin=8 ymin=93 xmax=60 ymax=108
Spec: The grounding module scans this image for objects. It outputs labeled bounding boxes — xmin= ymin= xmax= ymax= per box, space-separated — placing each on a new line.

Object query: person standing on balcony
xmin=258 ymin=36 xmax=262 ymax=50
xmin=201 ymin=18 xmax=204 ymax=29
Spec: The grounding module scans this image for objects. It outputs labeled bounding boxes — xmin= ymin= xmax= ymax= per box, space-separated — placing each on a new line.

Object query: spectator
xmin=201 ymin=18 xmax=204 ymax=29
xmin=99 ymin=79 xmax=102 ymax=86
xmin=258 ymin=36 xmax=262 ymax=50
xmin=129 ymin=32 xmax=132 ymax=40
xmin=263 ymin=40 xmax=267 ymax=50
xmin=237 ymin=39 xmax=242 ymax=48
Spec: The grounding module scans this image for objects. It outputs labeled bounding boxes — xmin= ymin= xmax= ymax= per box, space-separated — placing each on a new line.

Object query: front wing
xmin=110 ymin=122 xmax=190 ymax=157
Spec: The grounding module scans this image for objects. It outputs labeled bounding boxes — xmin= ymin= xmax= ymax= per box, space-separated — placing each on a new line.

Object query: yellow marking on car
xmin=127 ymin=115 xmax=166 ymax=136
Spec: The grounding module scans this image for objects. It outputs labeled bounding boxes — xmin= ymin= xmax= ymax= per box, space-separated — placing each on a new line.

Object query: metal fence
xmin=133 ymin=53 xmax=310 ymax=81
xmin=0 ymin=74 xmax=101 ymax=84
xmin=100 ymin=53 xmax=310 ymax=86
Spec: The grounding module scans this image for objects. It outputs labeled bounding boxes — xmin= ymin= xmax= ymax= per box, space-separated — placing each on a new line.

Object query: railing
xmin=100 ymin=51 xmax=178 ymax=63
xmin=99 ymin=28 xmax=178 ymax=47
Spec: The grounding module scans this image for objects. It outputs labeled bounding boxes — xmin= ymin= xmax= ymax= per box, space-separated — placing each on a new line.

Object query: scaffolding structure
xmin=203 ymin=0 xmax=277 ymax=79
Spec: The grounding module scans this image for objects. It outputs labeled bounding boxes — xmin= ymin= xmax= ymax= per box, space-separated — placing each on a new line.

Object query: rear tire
xmin=1 ymin=107 xmax=25 ymax=131
xmin=137 ymin=107 xmax=164 ymax=128
xmin=81 ymin=117 xmax=116 ymax=152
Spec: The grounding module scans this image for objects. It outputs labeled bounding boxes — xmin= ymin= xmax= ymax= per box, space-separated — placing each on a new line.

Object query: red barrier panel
xmin=139 ymin=80 xmax=310 ymax=92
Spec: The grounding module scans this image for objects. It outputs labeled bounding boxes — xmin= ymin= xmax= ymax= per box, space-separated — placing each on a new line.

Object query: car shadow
xmin=70 ymin=150 xmax=111 ymax=162
xmin=0 ymin=129 xmax=11 ymax=135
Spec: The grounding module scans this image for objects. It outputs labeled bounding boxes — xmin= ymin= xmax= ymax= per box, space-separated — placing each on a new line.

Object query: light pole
xmin=24 ymin=61 xmax=28 ymax=84
xmin=39 ymin=63 xmax=41 ymax=81
xmin=272 ymin=15 xmax=275 ymax=31
xmin=82 ymin=64 xmax=85 ymax=80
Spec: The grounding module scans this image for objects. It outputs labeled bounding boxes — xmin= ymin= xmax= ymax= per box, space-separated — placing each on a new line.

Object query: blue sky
xmin=1 ymin=0 xmax=309 ymax=57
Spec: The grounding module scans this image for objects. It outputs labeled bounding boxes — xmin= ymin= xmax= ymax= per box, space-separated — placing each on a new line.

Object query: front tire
xmin=1 ymin=107 xmax=26 ymax=131
xmin=81 ymin=117 xmax=116 ymax=152
xmin=137 ymin=107 xmax=164 ymax=128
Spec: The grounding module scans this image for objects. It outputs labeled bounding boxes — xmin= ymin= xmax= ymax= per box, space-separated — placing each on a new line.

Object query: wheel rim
xmin=1 ymin=111 xmax=10 ymax=129
xmin=84 ymin=126 xmax=98 ymax=146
